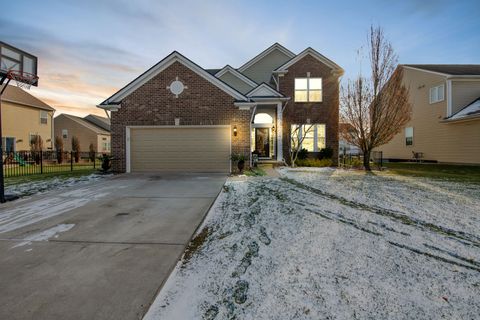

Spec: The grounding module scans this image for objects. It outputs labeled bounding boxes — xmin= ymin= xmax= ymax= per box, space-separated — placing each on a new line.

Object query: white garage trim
xmin=126 ymin=125 xmax=232 ymax=173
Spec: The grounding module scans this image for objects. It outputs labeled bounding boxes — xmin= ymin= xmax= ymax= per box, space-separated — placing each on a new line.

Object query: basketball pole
xmin=0 ymin=76 xmax=9 ymax=203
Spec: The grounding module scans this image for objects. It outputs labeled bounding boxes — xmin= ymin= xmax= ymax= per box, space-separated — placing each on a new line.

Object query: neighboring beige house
xmin=1 ymin=84 xmax=55 ymax=152
xmin=379 ymin=65 xmax=480 ymax=164
xmin=54 ymin=114 xmax=111 ymax=153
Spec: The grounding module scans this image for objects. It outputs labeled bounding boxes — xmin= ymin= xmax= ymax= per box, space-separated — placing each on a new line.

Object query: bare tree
xmin=341 ymin=26 xmax=411 ymax=171
xmin=54 ymin=136 xmax=64 ymax=164
xmin=287 ymin=124 xmax=314 ymax=167
xmin=71 ymin=136 xmax=81 ymax=163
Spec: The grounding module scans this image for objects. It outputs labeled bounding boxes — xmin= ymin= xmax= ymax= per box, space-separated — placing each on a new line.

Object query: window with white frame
xmin=40 ymin=111 xmax=48 ymax=124
xmin=291 ymin=124 xmax=326 ymax=152
xmin=62 ymin=129 xmax=68 ymax=139
xmin=429 ymin=84 xmax=444 ymax=104
xmin=294 ymin=77 xmax=322 ymax=102
xmin=405 ymin=127 xmax=413 ymax=146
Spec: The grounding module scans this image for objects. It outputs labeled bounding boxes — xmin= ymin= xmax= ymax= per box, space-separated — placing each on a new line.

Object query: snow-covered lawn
xmin=145 ymin=168 xmax=480 ymax=319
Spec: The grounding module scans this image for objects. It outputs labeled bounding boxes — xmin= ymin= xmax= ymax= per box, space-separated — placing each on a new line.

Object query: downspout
xmin=249 ymin=104 xmax=257 ymax=168
xmin=51 ymin=110 xmax=56 ymax=150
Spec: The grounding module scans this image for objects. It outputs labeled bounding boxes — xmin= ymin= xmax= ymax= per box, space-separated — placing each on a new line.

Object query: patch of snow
xmin=5 ymin=173 xmax=109 ymax=198
xmin=0 ymin=177 xmax=116 ymax=233
xmin=11 ymin=224 xmax=75 ymax=248
xmin=144 ymin=169 xmax=480 ymax=319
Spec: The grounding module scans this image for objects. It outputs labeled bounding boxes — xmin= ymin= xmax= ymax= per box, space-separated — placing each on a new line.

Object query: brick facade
xmin=278 ymin=55 xmax=340 ymax=164
xmin=111 ymin=61 xmax=251 ymax=172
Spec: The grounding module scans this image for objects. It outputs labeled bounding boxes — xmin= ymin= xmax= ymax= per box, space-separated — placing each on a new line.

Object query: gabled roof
xmin=444 ymin=97 xmax=480 ymax=122
xmin=274 ymin=47 xmax=344 ymax=73
xmin=0 ymin=84 xmax=55 ymax=111
xmin=84 ymin=114 xmax=110 ymax=131
xmin=403 ymin=64 xmax=480 ymax=76
xmin=57 ymin=114 xmax=110 ymax=135
xmin=215 ymin=65 xmax=258 ymax=87
xmin=205 ymin=68 xmax=221 ymax=75
xmin=246 ymin=83 xmax=285 ymax=98
xmin=237 ymin=43 xmax=295 ymax=73
xmin=99 ymin=51 xmax=248 ymax=107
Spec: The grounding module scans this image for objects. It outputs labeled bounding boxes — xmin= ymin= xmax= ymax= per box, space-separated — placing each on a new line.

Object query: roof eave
xmin=441 ymin=114 xmax=480 ymax=123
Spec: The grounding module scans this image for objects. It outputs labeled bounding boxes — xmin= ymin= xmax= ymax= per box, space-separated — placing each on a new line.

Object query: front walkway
xmin=0 ymin=173 xmax=226 ymax=320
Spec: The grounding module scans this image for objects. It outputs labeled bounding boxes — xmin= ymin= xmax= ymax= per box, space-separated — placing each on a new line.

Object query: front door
xmin=255 ymin=128 xmax=270 ymax=158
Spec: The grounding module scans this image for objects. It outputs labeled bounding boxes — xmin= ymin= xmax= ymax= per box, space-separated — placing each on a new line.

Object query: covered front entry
xmin=127 ymin=126 xmax=231 ymax=173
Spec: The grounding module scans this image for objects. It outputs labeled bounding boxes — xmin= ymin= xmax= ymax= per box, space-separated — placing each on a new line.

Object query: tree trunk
xmin=363 ymin=150 xmax=372 ymax=171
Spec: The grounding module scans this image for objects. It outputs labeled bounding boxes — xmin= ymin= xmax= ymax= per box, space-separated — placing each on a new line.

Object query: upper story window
xmin=405 ymin=127 xmax=413 ymax=146
xmin=429 ymin=84 xmax=444 ymax=104
xmin=294 ymin=77 xmax=322 ymax=102
xmin=40 ymin=111 xmax=48 ymax=124
xmin=62 ymin=129 xmax=68 ymax=139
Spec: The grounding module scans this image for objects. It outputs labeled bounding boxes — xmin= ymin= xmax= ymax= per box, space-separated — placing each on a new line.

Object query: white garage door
xmin=128 ymin=126 xmax=231 ymax=173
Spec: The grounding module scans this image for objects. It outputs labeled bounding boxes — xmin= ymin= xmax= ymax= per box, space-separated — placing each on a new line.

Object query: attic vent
xmin=167 ymin=76 xmax=188 ymax=98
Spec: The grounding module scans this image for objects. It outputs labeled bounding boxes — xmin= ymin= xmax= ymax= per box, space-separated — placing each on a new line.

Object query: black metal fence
xmin=2 ymin=150 xmax=102 ymax=178
xmin=339 ymin=151 xmax=383 ymax=169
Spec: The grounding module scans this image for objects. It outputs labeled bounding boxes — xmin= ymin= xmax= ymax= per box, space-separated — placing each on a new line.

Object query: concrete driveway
xmin=0 ymin=173 xmax=226 ymax=320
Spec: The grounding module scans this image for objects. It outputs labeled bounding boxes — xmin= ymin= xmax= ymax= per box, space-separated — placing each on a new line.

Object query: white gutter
xmin=97 ymin=103 xmax=121 ymax=112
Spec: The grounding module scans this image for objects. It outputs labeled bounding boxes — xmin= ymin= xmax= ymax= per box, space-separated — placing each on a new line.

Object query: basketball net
xmin=7 ymin=70 xmax=39 ymax=90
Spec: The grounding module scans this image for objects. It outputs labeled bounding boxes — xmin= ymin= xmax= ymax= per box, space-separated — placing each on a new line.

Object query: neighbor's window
xmin=405 ymin=127 xmax=414 ymax=146
xmin=291 ymin=124 xmax=326 ymax=152
xmin=40 ymin=111 xmax=48 ymax=124
xmin=429 ymin=84 xmax=444 ymax=104
xmin=62 ymin=129 xmax=68 ymax=139
xmin=295 ymin=77 xmax=322 ymax=102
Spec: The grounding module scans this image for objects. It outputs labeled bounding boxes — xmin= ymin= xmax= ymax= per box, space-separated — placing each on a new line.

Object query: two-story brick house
xmin=98 ymin=43 xmax=343 ymax=173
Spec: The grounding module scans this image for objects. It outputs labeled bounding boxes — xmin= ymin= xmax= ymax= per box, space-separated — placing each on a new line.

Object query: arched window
xmin=254 ymin=113 xmax=273 ymax=124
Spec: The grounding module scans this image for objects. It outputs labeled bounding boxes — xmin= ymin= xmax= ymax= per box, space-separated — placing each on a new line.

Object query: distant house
xmin=379 ymin=65 xmax=480 ymax=164
xmin=1 ymin=84 xmax=55 ymax=152
xmin=54 ymin=114 xmax=111 ymax=153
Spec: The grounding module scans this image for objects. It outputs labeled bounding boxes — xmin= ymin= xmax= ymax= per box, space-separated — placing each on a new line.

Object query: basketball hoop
xmin=7 ymin=70 xmax=39 ymax=90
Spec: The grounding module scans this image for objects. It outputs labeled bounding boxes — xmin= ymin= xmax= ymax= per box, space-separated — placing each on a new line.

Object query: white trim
xmin=125 ymin=125 xmax=232 ymax=173
xmin=441 ymin=114 xmax=480 ymax=123
xmin=238 ymin=43 xmax=295 ymax=72
xmin=447 ymin=80 xmax=452 ymax=116
xmin=246 ymin=83 xmax=284 ymax=97
xmin=101 ymin=52 xmax=247 ymax=105
xmin=274 ymin=47 xmax=343 ymax=72
xmin=126 ymin=127 xmax=131 ymax=173
xmin=214 ymin=65 xmax=258 ymax=87
xmin=402 ymin=65 xmax=450 ymax=77
xmin=276 ymin=102 xmax=283 ymax=161
xmin=97 ymin=103 xmax=120 ymax=111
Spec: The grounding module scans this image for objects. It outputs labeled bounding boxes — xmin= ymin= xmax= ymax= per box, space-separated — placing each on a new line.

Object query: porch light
xmin=233 ymin=126 xmax=238 ymax=136
xmin=272 ymin=125 xmax=275 ymax=133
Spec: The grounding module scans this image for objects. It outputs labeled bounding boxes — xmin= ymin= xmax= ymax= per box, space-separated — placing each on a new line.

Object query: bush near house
xmin=89 ymin=143 xmax=96 ymax=162
xmin=295 ymin=158 xmax=333 ymax=167
xmin=71 ymin=136 xmax=81 ymax=163
xmin=318 ymin=147 xmax=334 ymax=160
xmin=54 ymin=136 xmax=64 ymax=164
xmin=30 ymin=135 xmax=43 ymax=165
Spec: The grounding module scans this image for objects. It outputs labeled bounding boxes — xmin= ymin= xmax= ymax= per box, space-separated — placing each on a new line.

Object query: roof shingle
xmin=403 ymin=64 xmax=480 ymax=76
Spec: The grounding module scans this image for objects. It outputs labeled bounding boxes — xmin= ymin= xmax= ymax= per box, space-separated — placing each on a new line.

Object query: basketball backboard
xmin=0 ymin=41 xmax=38 ymax=86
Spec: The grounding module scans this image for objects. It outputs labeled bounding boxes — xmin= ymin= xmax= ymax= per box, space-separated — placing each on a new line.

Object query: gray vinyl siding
xmin=241 ymin=50 xmax=292 ymax=84
xmin=218 ymin=72 xmax=255 ymax=94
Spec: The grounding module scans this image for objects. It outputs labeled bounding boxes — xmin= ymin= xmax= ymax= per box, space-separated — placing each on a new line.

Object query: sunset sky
xmin=1 ymin=0 xmax=479 ymax=117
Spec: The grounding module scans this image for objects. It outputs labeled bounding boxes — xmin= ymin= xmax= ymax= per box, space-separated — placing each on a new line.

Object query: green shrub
xmin=297 ymin=148 xmax=309 ymax=160
xmin=295 ymin=158 xmax=333 ymax=167
xmin=318 ymin=147 xmax=333 ymax=159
